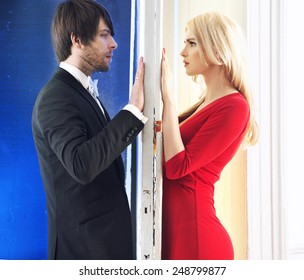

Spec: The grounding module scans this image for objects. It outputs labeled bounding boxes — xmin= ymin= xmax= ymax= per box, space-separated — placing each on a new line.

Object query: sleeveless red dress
xmin=161 ymin=92 xmax=249 ymax=260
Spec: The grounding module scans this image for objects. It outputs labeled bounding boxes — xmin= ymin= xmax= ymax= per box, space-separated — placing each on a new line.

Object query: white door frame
xmin=136 ymin=0 xmax=163 ymax=260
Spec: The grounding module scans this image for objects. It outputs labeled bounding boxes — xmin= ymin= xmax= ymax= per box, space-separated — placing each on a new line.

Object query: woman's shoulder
xmin=208 ymin=92 xmax=250 ymax=125
xmin=215 ymin=92 xmax=249 ymax=111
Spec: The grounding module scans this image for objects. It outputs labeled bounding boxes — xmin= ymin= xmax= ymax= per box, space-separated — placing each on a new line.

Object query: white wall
xmin=246 ymin=0 xmax=304 ymax=260
xmin=283 ymin=1 xmax=304 ymax=259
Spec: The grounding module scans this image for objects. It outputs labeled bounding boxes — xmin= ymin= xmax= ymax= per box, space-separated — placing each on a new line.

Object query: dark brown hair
xmin=51 ymin=0 xmax=114 ymax=62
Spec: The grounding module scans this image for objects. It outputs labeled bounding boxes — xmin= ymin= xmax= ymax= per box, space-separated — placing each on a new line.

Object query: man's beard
xmin=95 ymin=62 xmax=109 ymax=72
xmin=84 ymin=58 xmax=109 ymax=73
xmin=81 ymin=51 xmax=110 ymax=73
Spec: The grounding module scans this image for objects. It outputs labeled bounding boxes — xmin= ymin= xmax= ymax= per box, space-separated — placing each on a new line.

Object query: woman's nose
xmin=180 ymin=47 xmax=186 ymax=57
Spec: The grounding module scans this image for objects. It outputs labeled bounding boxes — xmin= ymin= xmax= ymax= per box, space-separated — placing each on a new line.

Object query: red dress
xmin=161 ymin=92 xmax=249 ymax=260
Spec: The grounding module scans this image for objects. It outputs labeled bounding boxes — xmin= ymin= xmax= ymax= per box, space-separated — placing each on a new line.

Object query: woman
xmin=161 ymin=12 xmax=258 ymax=260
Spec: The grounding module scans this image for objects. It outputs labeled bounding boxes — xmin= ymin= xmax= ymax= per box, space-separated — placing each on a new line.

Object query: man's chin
xmin=96 ymin=66 xmax=110 ymax=72
xmin=98 ymin=67 xmax=110 ymax=72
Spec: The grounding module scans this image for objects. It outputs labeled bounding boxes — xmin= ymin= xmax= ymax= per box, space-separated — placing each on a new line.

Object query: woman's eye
xmin=190 ymin=41 xmax=196 ymax=46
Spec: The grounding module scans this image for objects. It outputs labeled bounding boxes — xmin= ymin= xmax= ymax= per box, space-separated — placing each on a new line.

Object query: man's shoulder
xmin=40 ymin=68 xmax=79 ymax=93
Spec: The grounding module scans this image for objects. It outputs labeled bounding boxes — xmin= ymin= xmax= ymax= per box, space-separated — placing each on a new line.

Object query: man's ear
xmin=70 ymin=32 xmax=82 ymax=49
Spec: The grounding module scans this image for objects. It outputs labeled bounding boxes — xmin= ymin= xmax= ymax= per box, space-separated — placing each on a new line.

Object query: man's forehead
xmin=98 ymin=18 xmax=111 ymax=33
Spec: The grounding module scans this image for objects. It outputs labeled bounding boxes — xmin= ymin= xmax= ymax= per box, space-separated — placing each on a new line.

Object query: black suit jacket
xmin=32 ymin=68 xmax=144 ymax=259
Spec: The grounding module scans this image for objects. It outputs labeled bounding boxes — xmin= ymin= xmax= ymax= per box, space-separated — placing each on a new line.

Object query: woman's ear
xmin=214 ymin=49 xmax=223 ymax=64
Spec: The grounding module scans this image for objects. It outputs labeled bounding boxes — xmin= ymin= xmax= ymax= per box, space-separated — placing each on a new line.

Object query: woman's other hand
xmin=161 ymin=48 xmax=174 ymax=105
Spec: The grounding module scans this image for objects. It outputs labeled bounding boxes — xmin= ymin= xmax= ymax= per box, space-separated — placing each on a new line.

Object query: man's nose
xmin=110 ymin=36 xmax=118 ymax=50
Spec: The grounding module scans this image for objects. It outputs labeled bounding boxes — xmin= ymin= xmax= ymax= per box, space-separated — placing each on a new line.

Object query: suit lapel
xmin=98 ymin=99 xmax=111 ymax=122
xmin=54 ymin=68 xmax=108 ymax=126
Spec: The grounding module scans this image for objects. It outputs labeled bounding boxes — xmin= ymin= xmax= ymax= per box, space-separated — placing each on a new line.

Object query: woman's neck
xmin=203 ymin=66 xmax=237 ymax=103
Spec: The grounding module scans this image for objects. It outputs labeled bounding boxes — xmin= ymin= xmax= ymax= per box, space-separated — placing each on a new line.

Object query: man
xmin=32 ymin=0 xmax=146 ymax=260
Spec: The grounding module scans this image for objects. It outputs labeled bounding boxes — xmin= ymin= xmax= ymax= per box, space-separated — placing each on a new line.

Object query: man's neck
xmin=63 ymin=57 xmax=92 ymax=76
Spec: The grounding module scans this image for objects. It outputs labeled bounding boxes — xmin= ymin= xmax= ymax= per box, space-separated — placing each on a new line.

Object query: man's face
xmin=81 ymin=18 xmax=117 ymax=73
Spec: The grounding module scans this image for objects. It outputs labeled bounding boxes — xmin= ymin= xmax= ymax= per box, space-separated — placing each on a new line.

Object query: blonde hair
xmin=179 ymin=12 xmax=258 ymax=146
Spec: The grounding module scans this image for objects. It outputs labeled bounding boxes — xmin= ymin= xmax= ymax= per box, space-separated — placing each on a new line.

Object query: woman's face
xmin=180 ymin=28 xmax=206 ymax=76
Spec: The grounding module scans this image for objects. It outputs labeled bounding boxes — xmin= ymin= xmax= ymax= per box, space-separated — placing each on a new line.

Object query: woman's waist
xmin=163 ymin=171 xmax=218 ymax=190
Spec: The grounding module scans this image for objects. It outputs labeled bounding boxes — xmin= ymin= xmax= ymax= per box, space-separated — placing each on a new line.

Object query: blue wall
xmin=0 ymin=0 xmax=132 ymax=259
